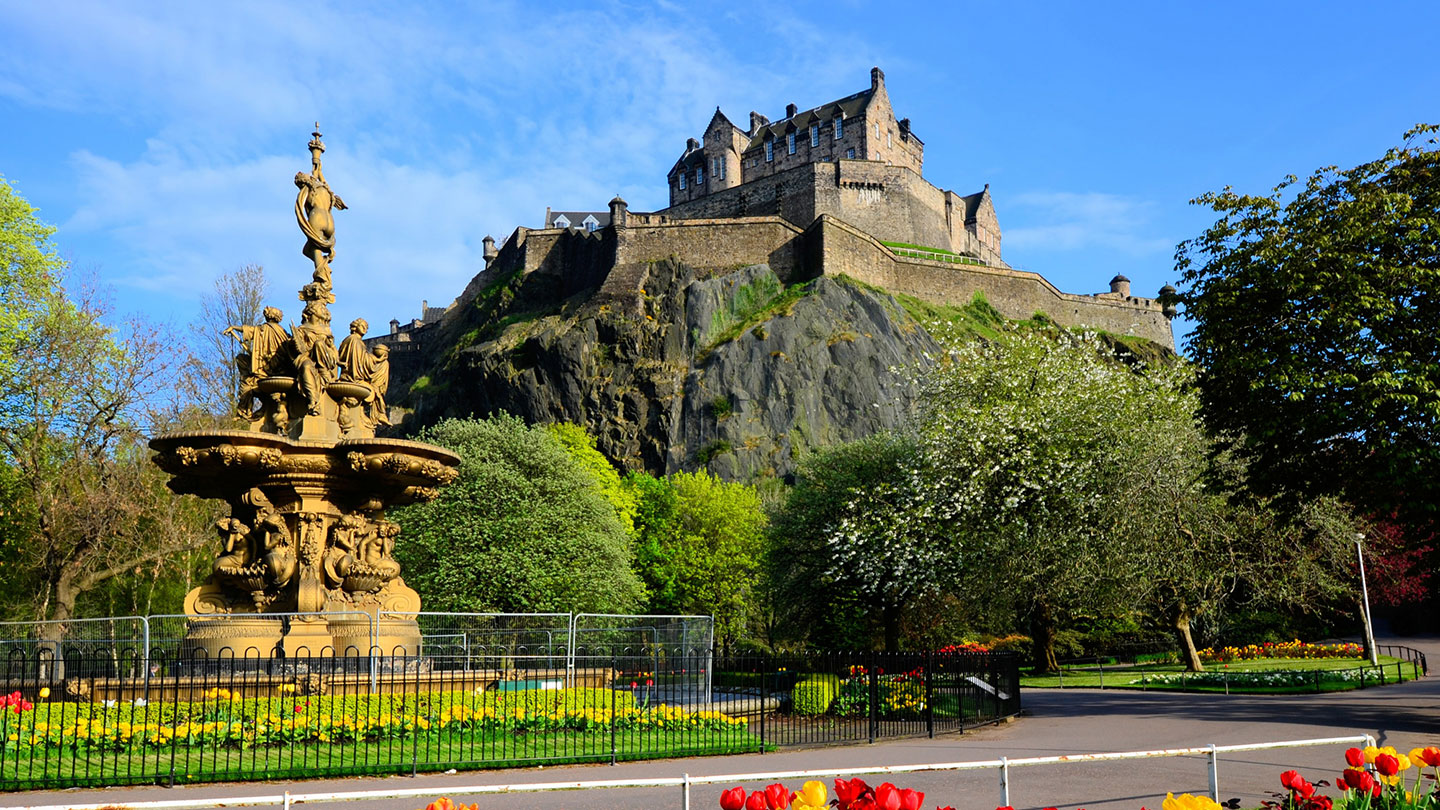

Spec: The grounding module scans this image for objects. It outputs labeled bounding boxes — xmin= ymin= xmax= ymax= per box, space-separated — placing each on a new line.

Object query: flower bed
xmin=0 ymin=686 xmax=746 ymax=753
xmin=1129 ymin=669 xmax=1370 ymax=689
xmin=1199 ymin=640 xmax=1364 ymax=664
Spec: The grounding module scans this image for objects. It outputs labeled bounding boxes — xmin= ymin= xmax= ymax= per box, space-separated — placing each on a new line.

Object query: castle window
xmin=887 ymin=131 xmax=891 ymax=148
xmin=553 ymin=214 xmax=570 ymax=228
xmin=846 ymin=148 xmax=855 ymax=158
xmin=810 ymin=124 xmax=819 ymax=147
xmin=678 ymin=173 xmax=686 ymax=190
xmin=834 ymin=116 xmax=843 ymax=139
xmin=787 ymin=131 xmax=796 ymax=155
xmin=765 ymin=140 xmax=774 ymax=162
xmin=696 ymin=165 xmax=704 ymax=185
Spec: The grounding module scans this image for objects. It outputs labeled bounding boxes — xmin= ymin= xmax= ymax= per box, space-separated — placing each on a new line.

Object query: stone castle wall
xmin=660 ymin=160 xmax=1001 ymax=266
xmin=427 ymin=203 xmax=1172 ymax=354
xmin=810 ymin=216 xmax=1173 ymax=345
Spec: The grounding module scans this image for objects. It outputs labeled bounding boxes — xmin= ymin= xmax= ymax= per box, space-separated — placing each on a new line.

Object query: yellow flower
xmin=1163 ymin=793 xmax=1222 ymax=810
xmin=791 ymin=780 xmax=827 ymax=809
xmin=38 ymin=687 xmax=50 ymax=699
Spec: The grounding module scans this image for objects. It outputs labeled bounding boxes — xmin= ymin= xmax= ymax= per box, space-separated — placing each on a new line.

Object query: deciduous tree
xmin=392 ymin=415 xmax=645 ymax=614
xmin=1175 ymin=124 xmax=1440 ymax=524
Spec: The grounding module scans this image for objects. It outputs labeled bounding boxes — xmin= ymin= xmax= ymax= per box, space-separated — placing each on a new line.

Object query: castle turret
xmin=482 ymin=234 xmax=497 ymax=267
xmin=609 ymin=195 xmax=629 ymax=228
xmin=1158 ymin=284 xmax=1178 ymax=319
xmin=1109 ymin=274 xmax=1131 ymax=297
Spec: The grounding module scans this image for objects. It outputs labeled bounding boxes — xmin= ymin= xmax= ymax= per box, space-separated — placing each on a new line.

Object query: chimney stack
xmin=871 ymin=66 xmax=885 ymax=89
xmin=785 ymin=103 xmax=798 ymax=119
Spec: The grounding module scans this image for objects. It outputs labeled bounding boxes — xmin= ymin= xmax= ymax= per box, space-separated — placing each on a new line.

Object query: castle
xmin=374 ymin=68 xmax=1175 ymax=365
xmin=664 ymin=67 xmax=1003 ymax=267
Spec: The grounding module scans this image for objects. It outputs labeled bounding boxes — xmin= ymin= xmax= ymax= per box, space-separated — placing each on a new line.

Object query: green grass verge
xmin=0 ymin=727 xmax=763 ymax=790
xmin=1021 ymin=656 xmax=1422 ymax=693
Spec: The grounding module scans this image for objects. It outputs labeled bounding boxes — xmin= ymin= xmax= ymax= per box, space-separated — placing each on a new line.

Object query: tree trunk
xmin=1030 ymin=603 xmax=1059 ymax=673
xmin=1172 ymin=606 xmax=1204 ymax=672
xmin=881 ymin=603 xmax=901 ymax=652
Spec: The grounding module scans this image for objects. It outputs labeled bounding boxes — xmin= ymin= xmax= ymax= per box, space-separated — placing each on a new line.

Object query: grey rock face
xmin=412 ymin=260 xmax=937 ymax=481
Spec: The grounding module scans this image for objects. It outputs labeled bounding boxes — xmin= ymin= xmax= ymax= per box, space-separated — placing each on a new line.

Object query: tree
xmin=184 ymin=263 xmax=269 ymax=419
xmin=392 ymin=415 xmax=645 ymax=614
xmin=767 ymin=431 xmax=944 ymax=651
xmin=0 ymin=176 xmax=214 ymax=629
xmin=1175 ymin=125 xmax=1440 ymax=524
xmin=547 ymin=422 xmax=637 ymax=534
xmin=630 ymin=471 xmax=767 ymax=653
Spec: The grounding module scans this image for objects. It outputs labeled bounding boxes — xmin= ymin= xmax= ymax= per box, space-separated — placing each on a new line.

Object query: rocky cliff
xmin=395 ymin=260 xmax=940 ymax=481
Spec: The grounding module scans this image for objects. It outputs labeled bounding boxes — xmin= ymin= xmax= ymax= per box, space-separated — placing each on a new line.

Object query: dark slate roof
xmin=545 ymin=210 xmax=611 ymax=229
xmin=743 ymin=88 xmax=875 ymax=152
xmin=959 ymin=188 xmax=991 ymax=222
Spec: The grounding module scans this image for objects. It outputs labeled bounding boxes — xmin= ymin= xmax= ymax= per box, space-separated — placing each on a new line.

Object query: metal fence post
xmin=925 ymin=648 xmax=934 ymax=739
xmin=999 ymin=756 xmax=1010 ymax=807
xmin=610 ymin=652 xmax=618 ymax=766
xmin=682 ymin=772 xmax=691 ymax=810
xmin=1208 ymin=743 xmax=1220 ymax=803
xmin=868 ymin=652 xmax=878 ymax=745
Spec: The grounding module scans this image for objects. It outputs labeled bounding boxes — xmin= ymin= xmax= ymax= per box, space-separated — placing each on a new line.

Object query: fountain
xmin=150 ymin=126 xmax=459 ymax=661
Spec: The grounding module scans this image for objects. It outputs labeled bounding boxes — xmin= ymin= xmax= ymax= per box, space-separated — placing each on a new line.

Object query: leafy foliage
xmin=393 ymin=416 xmax=645 ymax=614
xmin=626 ymin=470 xmax=767 ymax=650
xmin=1176 ymin=125 xmax=1440 ymax=522
xmin=0 ymin=177 xmax=214 ymax=625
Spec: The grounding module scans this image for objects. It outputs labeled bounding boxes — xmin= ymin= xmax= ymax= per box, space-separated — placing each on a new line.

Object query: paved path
xmin=9 ymin=634 xmax=1437 ymax=810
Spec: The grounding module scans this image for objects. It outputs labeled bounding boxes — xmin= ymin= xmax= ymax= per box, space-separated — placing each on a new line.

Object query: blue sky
xmin=2 ymin=1 xmax=1437 ymax=352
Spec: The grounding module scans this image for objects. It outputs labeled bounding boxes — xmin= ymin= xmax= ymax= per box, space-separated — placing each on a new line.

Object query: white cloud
xmin=2 ymin=1 xmax=891 ymax=330
xmin=1003 ymin=191 xmax=1174 ymax=257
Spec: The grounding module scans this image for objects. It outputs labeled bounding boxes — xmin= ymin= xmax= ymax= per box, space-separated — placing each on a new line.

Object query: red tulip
xmin=720 ymin=787 xmax=746 ymax=810
xmin=835 ymin=777 xmax=872 ymax=809
xmin=1345 ymin=748 xmax=1365 ymax=767
xmin=1281 ymin=771 xmax=1301 ymax=790
xmin=875 ymin=783 xmax=901 ymax=810
xmin=1375 ymin=753 xmax=1399 ymax=777
xmin=997 ymin=806 xmax=1018 ymax=810
xmin=1416 ymin=747 xmax=1440 ymax=767
xmin=1305 ymin=797 xmax=1333 ymax=810
xmin=745 ymin=790 xmax=768 ymax=810
xmin=1343 ymin=768 xmax=1375 ymax=793
xmin=764 ymin=783 xmax=791 ymax=810
xmin=897 ymin=788 xmax=924 ymax=810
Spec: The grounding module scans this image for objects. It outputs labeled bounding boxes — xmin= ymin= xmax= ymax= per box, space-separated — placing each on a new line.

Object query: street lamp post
xmin=1355 ymin=533 xmax=1379 ymax=667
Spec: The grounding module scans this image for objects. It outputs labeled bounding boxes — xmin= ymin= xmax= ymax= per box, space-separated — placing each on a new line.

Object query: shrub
xmin=791 ymin=673 xmax=841 ymax=715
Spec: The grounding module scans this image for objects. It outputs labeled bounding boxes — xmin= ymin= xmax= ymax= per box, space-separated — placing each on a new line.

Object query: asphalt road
xmin=9 ymin=633 xmax=1437 ymax=810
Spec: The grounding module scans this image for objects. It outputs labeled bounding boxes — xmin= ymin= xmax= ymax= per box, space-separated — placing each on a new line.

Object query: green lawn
xmin=0 ymin=727 xmax=764 ymax=789
xmin=1022 ymin=655 xmax=1423 ymax=693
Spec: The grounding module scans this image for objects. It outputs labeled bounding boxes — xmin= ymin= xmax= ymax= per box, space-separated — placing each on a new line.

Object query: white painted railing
xmin=26 ymin=734 xmax=1375 ymax=810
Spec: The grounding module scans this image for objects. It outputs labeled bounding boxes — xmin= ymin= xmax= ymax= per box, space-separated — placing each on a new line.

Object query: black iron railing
xmin=0 ymin=647 xmax=1021 ymax=790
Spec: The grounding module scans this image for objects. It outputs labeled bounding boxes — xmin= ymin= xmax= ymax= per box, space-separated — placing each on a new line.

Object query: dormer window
xmin=696 ymin=165 xmax=704 ymax=185
xmin=810 ymin=124 xmax=819 ymax=147
xmin=553 ymin=215 xmax=570 ymax=229
xmin=787 ymin=131 xmax=796 ymax=155
xmin=765 ymin=140 xmax=774 ymax=162
xmin=582 ymin=215 xmax=600 ymax=232
xmin=679 ymin=172 xmax=686 ymax=190
xmin=834 ymin=116 xmax=843 ymax=139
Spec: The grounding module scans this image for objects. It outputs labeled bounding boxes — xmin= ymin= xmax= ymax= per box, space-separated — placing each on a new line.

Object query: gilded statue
xmin=337 ymin=318 xmax=391 ymax=428
xmin=294 ymin=125 xmax=346 ymax=289
xmin=368 ymin=344 xmax=391 ymax=427
xmin=225 ymin=306 xmax=290 ymax=418
xmin=338 ymin=318 xmax=374 ymax=383
xmin=292 ymin=300 xmax=339 ymax=417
